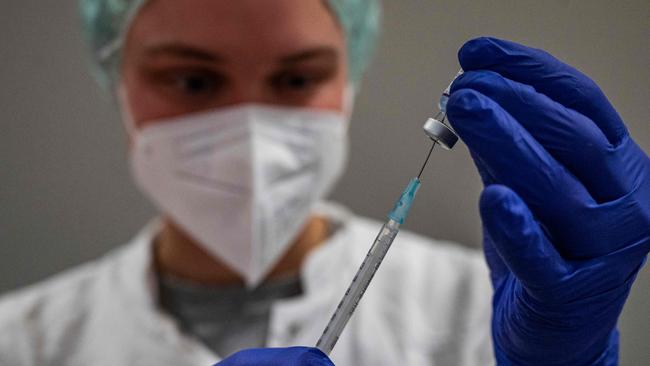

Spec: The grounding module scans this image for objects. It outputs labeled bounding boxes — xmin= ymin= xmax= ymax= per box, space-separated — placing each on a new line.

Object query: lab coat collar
xmin=118 ymin=219 xmax=160 ymax=318
xmin=110 ymin=202 xmax=358 ymax=361
xmin=110 ymin=218 xmax=219 ymax=364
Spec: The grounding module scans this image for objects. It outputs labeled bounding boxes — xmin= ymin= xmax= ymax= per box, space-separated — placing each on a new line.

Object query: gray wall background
xmin=1 ymin=0 xmax=648 ymax=364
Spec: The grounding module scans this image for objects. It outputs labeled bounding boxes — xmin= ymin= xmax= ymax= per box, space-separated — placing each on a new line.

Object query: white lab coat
xmin=0 ymin=203 xmax=494 ymax=366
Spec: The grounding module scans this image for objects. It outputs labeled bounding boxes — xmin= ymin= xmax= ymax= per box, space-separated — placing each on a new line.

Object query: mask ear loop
xmin=117 ymin=83 xmax=138 ymax=139
xmin=341 ymin=83 xmax=356 ymax=130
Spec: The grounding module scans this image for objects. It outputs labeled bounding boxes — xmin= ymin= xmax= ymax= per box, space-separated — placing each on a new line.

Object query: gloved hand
xmin=446 ymin=37 xmax=650 ymax=365
xmin=213 ymin=346 xmax=334 ymax=366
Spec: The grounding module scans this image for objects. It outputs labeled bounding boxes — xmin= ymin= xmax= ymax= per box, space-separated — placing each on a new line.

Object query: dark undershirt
xmin=158 ymin=274 xmax=303 ymax=358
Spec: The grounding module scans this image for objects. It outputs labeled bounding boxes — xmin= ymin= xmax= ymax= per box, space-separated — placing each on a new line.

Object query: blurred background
xmin=1 ymin=0 xmax=648 ymax=364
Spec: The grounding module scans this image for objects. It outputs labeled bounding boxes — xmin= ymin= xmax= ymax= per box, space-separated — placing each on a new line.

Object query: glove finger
xmin=452 ymin=70 xmax=629 ymax=202
xmin=482 ymin=225 xmax=510 ymax=289
xmin=469 ymin=152 xmax=509 ymax=286
xmin=470 ymin=139 xmax=511 ymax=288
xmin=457 ymin=37 xmax=627 ymax=145
xmin=480 ymin=184 xmax=569 ymax=289
xmin=470 ymin=150 xmax=497 ymax=186
xmin=217 ymin=347 xmax=334 ymax=366
xmin=446 ymin=88 xmax=593 ymax=225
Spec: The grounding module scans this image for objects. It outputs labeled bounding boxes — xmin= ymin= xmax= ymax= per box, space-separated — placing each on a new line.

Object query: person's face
xmin=120 ymin=0 xmax=348 ymax=129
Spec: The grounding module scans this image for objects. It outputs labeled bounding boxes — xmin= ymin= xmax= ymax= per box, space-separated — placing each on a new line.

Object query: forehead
xmin=127 ymin=0 xmax=345 ymax=61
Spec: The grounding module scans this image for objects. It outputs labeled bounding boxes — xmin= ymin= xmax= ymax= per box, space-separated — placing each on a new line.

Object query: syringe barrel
xmin=316 ymin=219 xmax=401 ymax=355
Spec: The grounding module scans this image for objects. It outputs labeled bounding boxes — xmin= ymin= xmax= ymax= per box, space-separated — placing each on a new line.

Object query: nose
xmin=218 ymin=83 xmax=270 ymax=108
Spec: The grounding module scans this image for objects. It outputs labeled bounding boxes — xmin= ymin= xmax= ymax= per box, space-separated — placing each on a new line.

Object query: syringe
xmin=315 ymin=176 xmax=421 ymax=355
xmin=315 ymin=71 xmax=462 ymax=355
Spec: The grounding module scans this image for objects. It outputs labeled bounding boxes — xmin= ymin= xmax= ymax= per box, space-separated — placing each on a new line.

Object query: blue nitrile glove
xmin=446 ymin=37 xmax=650 ymax=365
xmin=213 ymin=347 xmax=334 ymax=366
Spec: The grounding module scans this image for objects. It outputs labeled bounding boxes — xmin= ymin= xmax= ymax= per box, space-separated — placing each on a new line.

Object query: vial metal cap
xmin=423 ymin=118 xmax=458 ymax=150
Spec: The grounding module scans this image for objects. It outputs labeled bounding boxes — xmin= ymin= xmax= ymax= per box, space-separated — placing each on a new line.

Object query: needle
xmin=417 ymin=141 xmax=437 ymax=179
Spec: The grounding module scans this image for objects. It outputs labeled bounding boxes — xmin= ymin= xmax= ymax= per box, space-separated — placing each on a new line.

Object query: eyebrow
xmin=279 ymin=47 xmax=339 ymax=64
xmin=144 ymin=43 xmax=223 ymax=62
xmin=144 ymin=43 xmax=338 ymax=64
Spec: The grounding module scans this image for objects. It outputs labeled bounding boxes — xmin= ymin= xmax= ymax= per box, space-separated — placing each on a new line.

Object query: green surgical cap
xmin=79 ymin=0 xmax=381 ymax=89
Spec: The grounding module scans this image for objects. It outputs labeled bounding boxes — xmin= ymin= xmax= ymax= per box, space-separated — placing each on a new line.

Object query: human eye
xmin=271 ymin=67 xmax=334 ymax=95
xmin=147 ymin=67 xmax=225 ymax=99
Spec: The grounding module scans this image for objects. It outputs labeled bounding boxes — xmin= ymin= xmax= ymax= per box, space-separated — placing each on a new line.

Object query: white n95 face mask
xmin=128 ymin=104 xmax=348 ymax=287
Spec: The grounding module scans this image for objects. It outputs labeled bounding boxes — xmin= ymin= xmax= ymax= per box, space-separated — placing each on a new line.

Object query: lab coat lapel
xmin=93 ymin=220 xmax=220 ymax=365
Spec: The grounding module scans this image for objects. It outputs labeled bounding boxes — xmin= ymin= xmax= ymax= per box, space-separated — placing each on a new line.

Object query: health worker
xmin=0 ymin=1 xmax=648 ymax=365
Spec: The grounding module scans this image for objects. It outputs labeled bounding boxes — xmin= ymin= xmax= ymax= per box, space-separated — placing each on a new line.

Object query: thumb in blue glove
xmin=213 ymin=347 xmax=334 ymax=366
xmin=446 ymin=37 xmax=650 ymax=365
